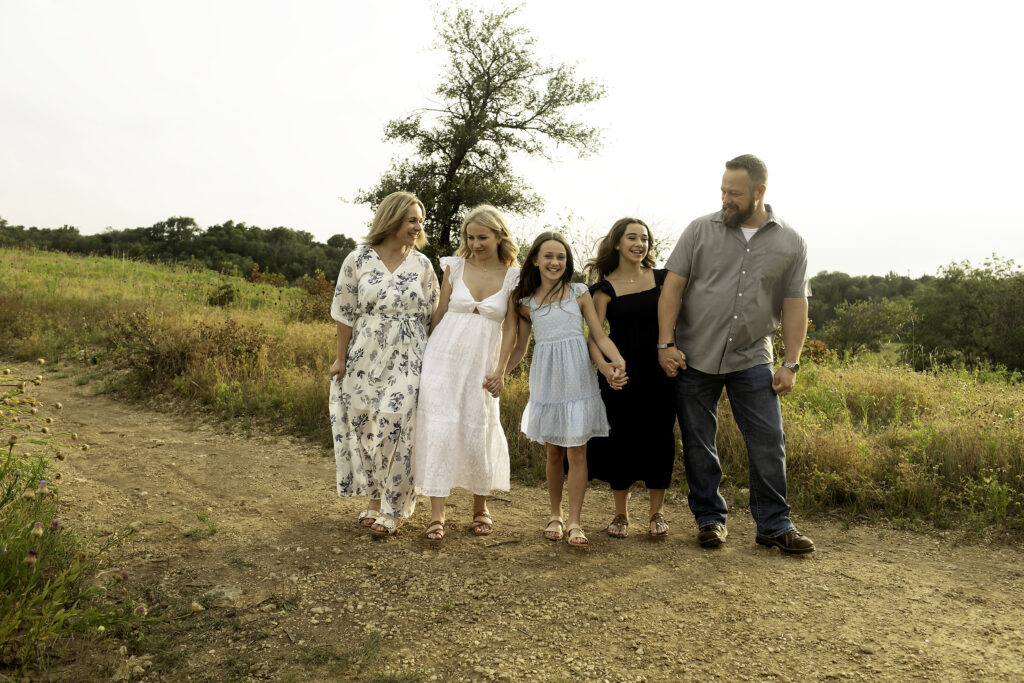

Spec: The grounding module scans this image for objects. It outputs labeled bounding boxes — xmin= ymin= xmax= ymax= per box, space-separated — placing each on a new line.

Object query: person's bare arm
xmin=657 ymin=272 xmax=688 ymax=376
xmin=772 ymin=297 xmax=808 ymax=396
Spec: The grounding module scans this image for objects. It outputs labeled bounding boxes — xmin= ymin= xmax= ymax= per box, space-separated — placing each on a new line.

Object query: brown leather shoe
xmin=697 ymin=523 xmax=727 ymax=548
xmin=756 ymin=529 xmax=815 ymax=555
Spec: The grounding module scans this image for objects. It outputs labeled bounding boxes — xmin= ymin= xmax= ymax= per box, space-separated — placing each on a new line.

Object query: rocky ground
xmin=16 ymin=366 xmax=1024 ymax=681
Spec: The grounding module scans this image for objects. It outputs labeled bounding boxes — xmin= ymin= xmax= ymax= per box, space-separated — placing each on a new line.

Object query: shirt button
xmin=742 ymin=270 xmax=746 ymax=275
xmin=746 ymin=249 xmax=750 ymax=253
xmin=728 ymin=337 xmax=733 ymax=342
xmin=738 ymin=293 xmax=743 ymax=296
xmin=733 ymin=315 xmax=738 ymax=319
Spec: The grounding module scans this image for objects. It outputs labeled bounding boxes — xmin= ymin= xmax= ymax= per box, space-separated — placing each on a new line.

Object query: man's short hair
xmin=725 ymin=154 xmax=768 ymax=188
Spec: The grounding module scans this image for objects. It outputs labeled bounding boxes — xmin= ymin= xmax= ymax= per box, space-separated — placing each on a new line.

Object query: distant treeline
xmin=2 ymin=216 xmax=1021 ymax=371
xmin=0 ymin=216 xmax=357 ymax=282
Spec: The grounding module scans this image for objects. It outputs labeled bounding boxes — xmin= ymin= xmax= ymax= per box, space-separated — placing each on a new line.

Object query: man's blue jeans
xmin=675 ymin=363 xmax=795 ymax=538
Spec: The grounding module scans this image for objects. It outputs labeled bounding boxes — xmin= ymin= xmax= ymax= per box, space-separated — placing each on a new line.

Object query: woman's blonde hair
xmin=456 ymin=205 xmax=519 ymax=267
xmin=364 ymin=191 xmax=427 ymax=249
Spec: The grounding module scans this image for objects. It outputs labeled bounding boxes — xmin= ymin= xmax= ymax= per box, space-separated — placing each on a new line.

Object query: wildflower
xmin=31 ymin=408 xmax=39 ymax=415
xmin=31 ymin=522 xmax=44 ymax=537
xmin=97 ymin=625 xmax=105 ymax=633
xmin=22 ymin=489 xmax=35 ymax=500
xmin=112 ymin=568 xmax=128 ymax=582
xmin=46 ymin=417 xmax=54 ymax=423
xmin=82 ymin=444 xmax=91 ymax=451
xmin=56 ymin=452 xmax=66 ymax=461
xmin=38 ymin=480 xmax=49 ymax=492
xmin=37 ymin=358 xmax=45 ymax=365
xmin=24 ymin=550 xmax=39 ymax=565
xmin=41 ymin=427 xmax=50 ymax=434
xmin=134 ymin=605 xmax=148 ymax=617
xmin=17 ymin=382 xmax=26 ymax=392
xmin=51 ymin=519 xmax=63 ymax=530
xmin=35 ymin=375 xmax=42 ymax=382
xmin=1 ymin=368 xmax=9 ymax=375
xmin=72 ymin=433 xmax=79 ymax=441
xmin=55 ymin=402 xmax=63 ymax=410
xmin=8 ymin=435 xmax=17 ymax=445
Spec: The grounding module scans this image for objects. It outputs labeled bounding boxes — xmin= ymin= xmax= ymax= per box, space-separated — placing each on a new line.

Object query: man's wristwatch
xmin=781 ymin=361 xmax=800 ymax=373
xmin=656 ymin=342 xmax=675 ymax=349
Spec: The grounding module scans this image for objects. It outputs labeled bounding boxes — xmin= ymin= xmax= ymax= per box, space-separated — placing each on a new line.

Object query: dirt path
xmin=22 ymin=367 xmax=1024 ymax=681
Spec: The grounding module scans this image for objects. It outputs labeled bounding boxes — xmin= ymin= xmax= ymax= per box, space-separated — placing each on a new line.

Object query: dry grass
xmin=2 ymin=247 xmax=1021 ymax=532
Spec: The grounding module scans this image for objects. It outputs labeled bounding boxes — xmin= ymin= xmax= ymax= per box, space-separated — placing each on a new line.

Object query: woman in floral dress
xmin=328 ymin=191 xmax=439 ymax=535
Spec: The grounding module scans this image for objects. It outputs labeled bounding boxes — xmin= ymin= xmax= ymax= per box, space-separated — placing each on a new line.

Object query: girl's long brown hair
xmin=511 ymin=231 xmax=575 ymax=321
xmin=583 ymin=217 xmax=655 ymax=283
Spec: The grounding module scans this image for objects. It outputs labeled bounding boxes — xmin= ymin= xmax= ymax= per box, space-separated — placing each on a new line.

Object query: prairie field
xmin=2 ymin=247 xmax=1021 ymax=533
xmin=3 ymin=247 xmax=1024 ymax=680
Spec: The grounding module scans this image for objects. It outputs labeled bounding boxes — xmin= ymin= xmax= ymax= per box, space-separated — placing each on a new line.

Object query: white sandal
xmin=370 ymin=515 xmax=399 ymax=536
xmin=357 ymin=509 xmax=379 ymax=527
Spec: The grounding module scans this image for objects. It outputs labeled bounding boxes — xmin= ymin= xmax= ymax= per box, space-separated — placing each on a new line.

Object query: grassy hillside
xmin=2 ymin=247 xmax=1021 ymax=533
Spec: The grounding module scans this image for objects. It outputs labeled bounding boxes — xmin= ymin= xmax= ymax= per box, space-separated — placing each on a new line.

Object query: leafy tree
xmin=356 ymin=5 xmax=605 ymax=263
xmin=823 ymin=298 xmax=916 ymax=358
xmin=907 ymin=257 xmax=1024 ymax=371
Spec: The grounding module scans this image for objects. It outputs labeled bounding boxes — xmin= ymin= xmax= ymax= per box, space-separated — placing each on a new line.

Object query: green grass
xmin=2 ymin=247 xmax=1022 ymax=535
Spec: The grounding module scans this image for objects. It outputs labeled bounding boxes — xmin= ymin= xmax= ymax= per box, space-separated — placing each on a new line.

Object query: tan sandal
xmin=606 ymin=513 xmax=629 ymax=538
xmin=424 ymin=520 xmax=445 ymax=542
xmin=649 ymin=512 xmax=669 ymax=537
xmin=543 ymin=517 xmax=564 ymax=541
xmin=471 ymin=513 xmax=493 ymax=536
xmin=566 ymin=524 xmax=589 ymax=546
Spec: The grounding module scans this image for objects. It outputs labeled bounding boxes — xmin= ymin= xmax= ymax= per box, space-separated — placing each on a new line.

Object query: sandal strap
xmin=357 ymin=509 xmax=378 ymax=520
xmin=471 ymin=514 xmax=493 ymax=526
xmin=610 ymin=514 xmax=629 ymax=526
xmin=650 ymin=512 xmax=667 ymax=523
xmin=373 ymin=515 xmax=397 ymax=531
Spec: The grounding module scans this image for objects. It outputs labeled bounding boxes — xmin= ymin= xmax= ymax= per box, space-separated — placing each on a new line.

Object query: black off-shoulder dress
xmin=586 ymin=269 xmax=678 ymax=490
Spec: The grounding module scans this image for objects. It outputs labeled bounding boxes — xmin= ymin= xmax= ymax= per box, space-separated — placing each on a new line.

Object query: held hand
xmin=600 ymin=363 xmax=628 ymax=390
xmin=329 ymin=358 xmax=346 ymax=382
xmin=658 ymin=347 xmax=687 ymax=377
xmin=772 ymin=366 xmax=796 ymax=396
xmin=482 ymin=371 xmax=504 ymax=398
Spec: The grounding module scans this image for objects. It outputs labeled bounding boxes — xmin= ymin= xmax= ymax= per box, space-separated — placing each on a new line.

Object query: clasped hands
xmin=600 ymin=358 xmax=628 ymax=390
xmin=658 ymin=347 xmax=687 ymax=377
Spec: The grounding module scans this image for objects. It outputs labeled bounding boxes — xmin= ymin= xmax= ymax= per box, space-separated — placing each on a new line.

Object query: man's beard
xmin=722 ymin=201 xmax=755 ymax=229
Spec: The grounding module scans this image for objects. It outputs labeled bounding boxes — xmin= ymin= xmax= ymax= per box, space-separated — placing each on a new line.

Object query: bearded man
xmin=657 ymin=154 xmax=815 ymax=554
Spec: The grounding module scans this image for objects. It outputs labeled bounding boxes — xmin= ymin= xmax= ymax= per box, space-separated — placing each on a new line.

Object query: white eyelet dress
xmin=414 ymin=257 xmax=520 ymax=497
xmin=520 ymin=282 xmax=610 ymax=447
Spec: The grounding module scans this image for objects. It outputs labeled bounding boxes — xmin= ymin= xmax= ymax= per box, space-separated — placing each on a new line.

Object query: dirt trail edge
xmin=23 ymin=368 xmax=1024 ymax=682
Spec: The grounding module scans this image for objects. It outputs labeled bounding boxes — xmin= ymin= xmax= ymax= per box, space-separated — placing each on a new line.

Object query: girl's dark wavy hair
xmin=583 ymin=217 xmax=655 ymax=283
xmin=511 ymin=231 xmax=575 ymax=321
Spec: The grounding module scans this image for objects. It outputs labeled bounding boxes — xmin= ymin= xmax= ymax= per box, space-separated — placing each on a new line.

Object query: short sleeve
xmin=783 ymin=237 xmax=811 ymax=298
xmin=439 ymin=256 xmax=462 ymax=284
xmin=330 ymin=249 xmax=361 ymax=326
xmin=589 ymin=279 xmax=614 ymax=298
xmin=664 ymin=221 xmax=698 ymax=279
xmin=503 ymin=266 xmax=521 ymax=293
xmin=571 ymin=282 xmax=589 ymax=298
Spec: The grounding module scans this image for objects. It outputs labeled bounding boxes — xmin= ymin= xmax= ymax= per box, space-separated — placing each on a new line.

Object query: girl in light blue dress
xmin=488 ymin=232 xmax=626 ymax=546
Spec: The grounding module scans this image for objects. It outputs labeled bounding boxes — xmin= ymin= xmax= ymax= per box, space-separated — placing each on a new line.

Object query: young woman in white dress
xmin=414 ymin=205 xmax=526 ymax=541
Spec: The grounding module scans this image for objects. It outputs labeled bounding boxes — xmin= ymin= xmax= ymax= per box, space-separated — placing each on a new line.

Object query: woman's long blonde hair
xmin=364 ymin=191 xmax=427 ymax=249
xmin=456 ymin=205 xmax=519 ymax=267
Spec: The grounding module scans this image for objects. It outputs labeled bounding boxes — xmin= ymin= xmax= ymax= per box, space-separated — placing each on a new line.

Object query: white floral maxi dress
xmin=414 ymin=257 xmax=520 ymax=497
xmin=329 ymin=246 xmax=439 ymax=519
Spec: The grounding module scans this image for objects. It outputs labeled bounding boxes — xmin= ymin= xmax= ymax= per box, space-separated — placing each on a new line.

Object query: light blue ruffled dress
xmin=521 ymin=282 xmax=610 ymax=447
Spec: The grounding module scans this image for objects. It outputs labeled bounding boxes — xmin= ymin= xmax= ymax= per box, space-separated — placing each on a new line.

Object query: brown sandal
xmin=648 ymin=512 xmax=669 ymax=537
xmin=606 ymin=513 xmax=629 ymax=538
xmin=424 ymin=520 xmax=445 ymax=542
xmin=471 ymin=513 xmax=493 ymax=536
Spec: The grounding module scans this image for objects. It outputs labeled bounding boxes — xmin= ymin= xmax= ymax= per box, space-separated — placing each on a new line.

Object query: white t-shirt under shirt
xmin=741 ymin=226 xmax=758 ymax=242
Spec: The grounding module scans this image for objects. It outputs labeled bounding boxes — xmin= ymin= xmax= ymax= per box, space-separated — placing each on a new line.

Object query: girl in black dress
xmin=585 ymin=218 xmax=678 ymax=537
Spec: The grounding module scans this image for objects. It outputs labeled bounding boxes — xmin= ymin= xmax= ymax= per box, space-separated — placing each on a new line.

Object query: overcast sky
xmin=2 ymin=0 xmax=1021 ymax=276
